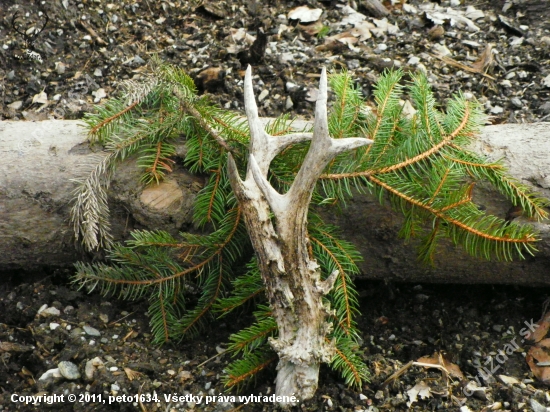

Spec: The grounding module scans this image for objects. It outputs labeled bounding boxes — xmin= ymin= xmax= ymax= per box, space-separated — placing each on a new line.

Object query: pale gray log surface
xmin=0 ymin=120 xmax=549 ymax=284
xmin=0 ymin=120 xmax=203 ymax=270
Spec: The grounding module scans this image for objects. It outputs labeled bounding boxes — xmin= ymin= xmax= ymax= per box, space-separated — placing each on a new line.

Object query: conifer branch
xmin=369 ymin=175 xmax=537 ymax=245
xmin=88 ymin=100 xmax=140 ymax=138
xmin=72 ymin=60 xmax=542 ymax=396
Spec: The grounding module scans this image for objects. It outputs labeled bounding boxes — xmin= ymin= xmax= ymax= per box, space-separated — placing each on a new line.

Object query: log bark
xmin=0 ymin=120 xmax=549 ymax=284
xmin=0 ymin=119 xmax=205 ymax=271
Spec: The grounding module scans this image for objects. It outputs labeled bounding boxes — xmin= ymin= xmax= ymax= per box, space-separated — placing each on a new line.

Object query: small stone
xmin=83 ymin=325 xmax=101 ymax=337
xmin=510 ymin=97 xmax=522 ymax=108
xmin=39 ymin=368 xmax=62 ymax=381
xmin=8 ymin=101 xmax=23 ymax=110
xmin=408 ymin=56 xmax=420 ymax=65
xmin=64 ymin=305 xmax=75 ymax=314
xmin=375 ymin=390 xmax=384 ymax=399
xmin=93 ymin=88 xmax=107 ymax=103
xmin=104 ymin=355 xmax=116 ymax=363
xmin=258 ymin=89 xmax=269 ymax=102
xmin=70 ymin=327 xmax=83 ymax=337
xmin=490 ymin=106 xmax=504 ymax=114
xmin=133 ymin=55 xmax=146 ymax=65
xmin=530 ymin=398 xmax=546 ymax=412
xmin=498 ymin=374 xmax=520 ymax=385
xmin=55 ymin=62 xmax=66 ymax=74
xmin=32 ymin=91 xmax=48 ymax=104
xmin=91 ymin=357 xmax=104 ymax=367
xmin=375 ymin=43 xmax=388 ymax=53
xmin=539 ymin=101 xmax=550 ymax=114
xmin=285 ymin=96 xmax=293 ymax=110
xmin=109 ymin=366 xmax=118 ymax=372
xmin=84 ymin=360 xmax=95 ymax=381
xmin=93 ymin=68 xmax=102 ymax=77
xmin=99 ymin=313 xmax=109 ymax=323
xmin=167 ymin=369 xmax=176 ymax=376
xmin=50 ymin=323 xmax=60 ymax=330
xmin=359 ymin=393 xmax=368 ymax=400
xmin=58 ymin=361 xmax=81 ymax=380
xmin=111 ymin=383 xmax=120 ymax=392
xmin=492 ymin=324 xmax=504 ymax=332
xmin=432 ymin=43 xmax=451 ymax=57
xmin=40 ymin=307 xmax=61 ymax=317
xmin=205 ymin=381 xmax=211 ymax=390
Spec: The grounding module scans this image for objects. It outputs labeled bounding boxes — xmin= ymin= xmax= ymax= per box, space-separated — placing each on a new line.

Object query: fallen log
xmin=0 ymin=120 xmax=548 ymax=285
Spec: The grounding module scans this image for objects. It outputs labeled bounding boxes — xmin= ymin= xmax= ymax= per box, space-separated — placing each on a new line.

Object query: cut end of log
xmin=140 ymin=179 xmax=183 ymax=211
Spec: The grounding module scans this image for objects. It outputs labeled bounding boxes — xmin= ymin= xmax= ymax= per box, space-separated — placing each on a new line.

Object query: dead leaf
xmin=179 ymin=370 xmax=192 ymax=383
xmin=288 ymin=6 xmax=322 ymax=24
xmin=123 ymin=367 xmax=142 ymax=381
xmin=526 ymin=312 xmax=550 ymax=342
xmin=316 ymin=32 xmax=359 ymax=52
xmin=350 ymin=21 xmax=374 ymax=41
xmin=0 ymin=342 xmax=33 ymax=353
xmin=416 ymin=352 xmax=464 ymax=380
xmin=470 ymin=44 xmax=494 ymax=74
xmin=407 ymin=381 xmax=432 ymax=407
xmin=526 ymin=347 xmax=550 ymax=384
xmin=298 ymin=20 xmax=324 ymax=37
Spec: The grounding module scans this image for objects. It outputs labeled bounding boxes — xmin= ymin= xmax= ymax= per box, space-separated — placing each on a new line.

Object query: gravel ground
xmin=1 ymin=0 xmax=549 ymax=123
xmin=1 ymin=1 xmax=550 ymax=411
xmin=2 ymin=271 xmax=550 ymax=412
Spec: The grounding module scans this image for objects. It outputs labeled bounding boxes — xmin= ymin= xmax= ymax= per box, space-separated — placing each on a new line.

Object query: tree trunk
xmin=227 ymin=67 xmax=371 ymax=405
xmin=0 ymin=119 xmax=204 ymax=271
xmin=0 ymin=120 xmax=549 ymax=284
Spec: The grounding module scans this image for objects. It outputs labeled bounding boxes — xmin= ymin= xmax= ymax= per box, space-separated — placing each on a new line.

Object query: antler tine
xmin=11 ymin=12 xmax=27 ymax=37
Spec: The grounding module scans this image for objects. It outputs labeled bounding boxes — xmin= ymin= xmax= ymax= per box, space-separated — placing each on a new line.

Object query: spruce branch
xmin=71 ymin=59 xmax=543 ymax=398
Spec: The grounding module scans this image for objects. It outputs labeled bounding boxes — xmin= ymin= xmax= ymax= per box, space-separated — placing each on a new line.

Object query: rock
xmin=7 ymin=101 xmax=23 ymax=110
xmin=39 ymin=307 xmax=61 ymax=317
xmin=498 ymin=375 xmax=520 ymax=385
xmin=530 ymin=398 xmax=546 ymax=412
xmin=55 ymin=62 xmax=66 ymax=74
xmin=39 ymin=368 xmax=62 ymax=381
xmin=258 ymin=89 xmax=269 ymax=102
xmin=83 ymin=325 xmax=101 ymax=336
xmin=84 ymin=360 xmax=95 ymax=381
xmin=133 ymin=55 xmax=146 ymax=65
xmin=58 ymin=361 xmax=81 ymax=380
